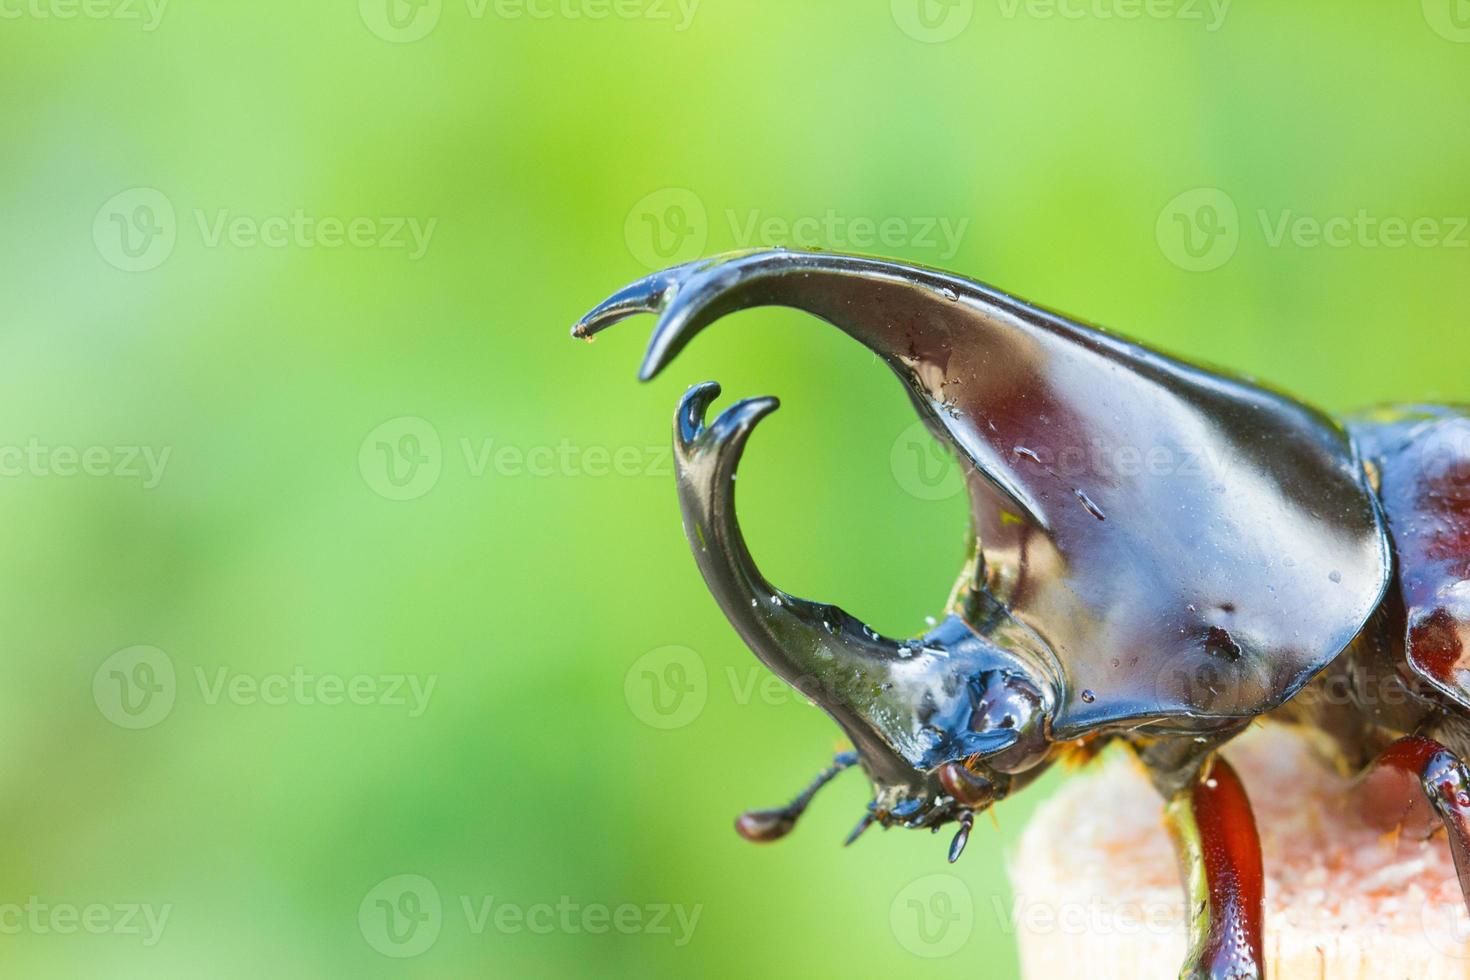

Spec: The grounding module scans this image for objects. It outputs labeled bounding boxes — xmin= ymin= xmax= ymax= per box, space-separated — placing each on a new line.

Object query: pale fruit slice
xmin=1008 ymin=724 xmax=1470 ymax=978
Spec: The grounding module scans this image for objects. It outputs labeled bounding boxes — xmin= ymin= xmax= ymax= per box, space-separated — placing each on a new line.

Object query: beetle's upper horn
xmin=576 ymin=249 xmax=1391 ymax=734
xmin=575 ymin=250 xmax=1045 ymax=505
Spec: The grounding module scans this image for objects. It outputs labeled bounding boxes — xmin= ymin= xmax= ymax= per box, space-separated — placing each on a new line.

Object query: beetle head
xmin=727 ymin=612 xmax=1057 ymax=860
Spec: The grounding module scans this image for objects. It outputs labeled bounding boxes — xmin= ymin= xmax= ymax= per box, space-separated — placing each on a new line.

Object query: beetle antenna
xmin=948 ymin=810 xmax=975 ymax=863
xmin=735 ymin=752 xmax=859 ymax=843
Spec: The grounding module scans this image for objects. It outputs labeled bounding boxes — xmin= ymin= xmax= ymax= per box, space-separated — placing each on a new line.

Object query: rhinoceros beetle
xmin=574 ymin=249 xmax=1470 ymax=979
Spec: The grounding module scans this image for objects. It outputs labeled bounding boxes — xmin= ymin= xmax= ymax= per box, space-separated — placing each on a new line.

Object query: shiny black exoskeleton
xmin=575 ymin=250 xmax=1470 ymax=979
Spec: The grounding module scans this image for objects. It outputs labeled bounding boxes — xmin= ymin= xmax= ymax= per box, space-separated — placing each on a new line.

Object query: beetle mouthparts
xmin=732 ymin=752 xmax=983 ymax=864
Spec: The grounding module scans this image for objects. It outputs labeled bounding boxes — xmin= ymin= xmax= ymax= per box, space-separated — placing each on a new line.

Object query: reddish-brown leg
xmin=1356 ymin=735 xmax=1470 ymax=913
xmin=1163 ymin=757 xmax=1266 ymax=980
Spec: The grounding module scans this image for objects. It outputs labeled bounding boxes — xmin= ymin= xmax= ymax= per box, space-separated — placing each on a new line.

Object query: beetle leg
xmin=947 ymin=809 xmax=974 ymax=863
xmin=1355 ymin=735 xmax=1470 ymax=913
xmin=842 ymin=811 xmax=875 ymax=847
xmin=1160 ymin=755 xmax=1266 ymax=980
xmin=734 ymin=751 xmax=859 ymax=843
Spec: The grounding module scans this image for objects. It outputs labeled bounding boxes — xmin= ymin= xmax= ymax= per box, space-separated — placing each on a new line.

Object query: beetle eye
xmin=938 ymin=761 xmax=995 ymax=808
xmin=967 ymin=671 xmax=1050 ymax=773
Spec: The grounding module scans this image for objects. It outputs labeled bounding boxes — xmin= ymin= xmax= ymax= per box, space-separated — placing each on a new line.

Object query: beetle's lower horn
xmin=672 ymin=383 xmax=923 ymax=789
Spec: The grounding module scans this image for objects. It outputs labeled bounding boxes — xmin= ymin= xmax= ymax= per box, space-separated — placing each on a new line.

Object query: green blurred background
xmin=2 ymin=0 xmax=1468 ymax=975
